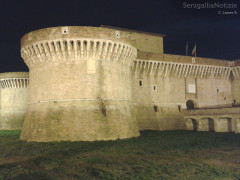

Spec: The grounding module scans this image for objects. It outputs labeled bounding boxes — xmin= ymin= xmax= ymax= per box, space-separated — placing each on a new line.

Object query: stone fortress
xmin=0 ymin=72 xmax=29 ymax=130
xmin=0 ymin=26 xmax=240 ymax=142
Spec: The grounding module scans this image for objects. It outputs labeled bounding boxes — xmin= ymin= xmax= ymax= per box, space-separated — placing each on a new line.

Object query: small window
xmin=178 ymin=105 xmax=181 ymax=112
xmin=154 ymin=105 xmax=158 ymax=112
xmin=192 ymin=58 xmax=195 ymax=63
xmin=62 ymin=27 xmax=69 ymax=34
xmin=153 ymin=85 xmax=157 ymax=91
xmin=234 ymin=99 xmax=236 ymax=103
xmin=217 ymin=89 xmax=219 ymax=93
xmin=139 ymin=80 xmax=142 ymax=87
xmin=116 ymin=31 xmax=120 ymax=38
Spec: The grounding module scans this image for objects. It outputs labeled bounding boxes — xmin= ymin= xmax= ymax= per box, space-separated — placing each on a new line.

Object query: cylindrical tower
xmin=20 ymin=26 xmax=139 ymax=142
xmin=0 ymin=72 xmax=29 ymax=130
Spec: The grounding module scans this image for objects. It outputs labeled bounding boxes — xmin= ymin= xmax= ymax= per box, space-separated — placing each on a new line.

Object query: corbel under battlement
xmin=21 ymin=39 xmax=137 ymax=67
xmin=133 ymin=59 xmax=232 ymax=79
xmin=0 ymin=78 xmax=29 ymax=89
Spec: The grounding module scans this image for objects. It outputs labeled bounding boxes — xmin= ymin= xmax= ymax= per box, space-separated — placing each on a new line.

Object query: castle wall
xmin=118 ymin=31 xmax=164 ymax=54
xmin=0 ymin=72 xmax=29 ymax=130
xmin=137 ymin=53 xmax=230 ymax=66
xmin=231 ymin=79 xmax=240 ymax=103
xmin=231 ymin=66 xmax=240 ymax=104
xmin=12 ymin=26 xmax=238 ymax=139
xmin=21 ymin=26 xmax=164 ymax=54
xmin=20 ymin=26 xmax=139 ymax=142
xmin=132 ymin=56 xmax=232 ymax=131
xmin=197 ymin=78 xmax=232 ymax=108
xmin=131 ymin=74 xmax=184 ymax=130
xmin=100 ymin=26 xmax=164 ymax=54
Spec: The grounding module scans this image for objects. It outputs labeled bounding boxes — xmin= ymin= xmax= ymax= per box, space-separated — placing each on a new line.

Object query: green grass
xmin=0 ymin=130 xmax=240 ymax=180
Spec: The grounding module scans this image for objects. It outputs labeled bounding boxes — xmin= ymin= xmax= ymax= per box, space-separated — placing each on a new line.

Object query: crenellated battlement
xmin=231 ymin=66 xmax=240 ymax=79
xmin=21 ymin=38 xmax=137 ymax=67
xmin=0 ymin=72 xmax=29 ymax=130
xmin=133 ymin=59 xmax=232 ymax=79
xmin=0 ymin=78 xmax=29 ymax=89
xmin=20 ymin=26 xmax=140 ymax=142
xmin=1 ymin=25 xmax=239 ymax=139
xmin=0 ymin=72 xmax=29 ymax=89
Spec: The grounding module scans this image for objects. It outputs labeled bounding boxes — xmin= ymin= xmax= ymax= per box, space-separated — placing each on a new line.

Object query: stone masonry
xmin=1 ymin=25 xmax=239 ymax=141
xmin=0 ymin=72 xmax=29 ymax=130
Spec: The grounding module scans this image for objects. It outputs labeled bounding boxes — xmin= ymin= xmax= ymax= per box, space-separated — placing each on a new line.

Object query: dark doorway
xmin=192 ymin=119 xmax=198 ymax=131
xmin=208 ymin=118 xmax=214 ymax=132
xmin=186 ymin=100 xmax=195 ymax=110
xmin=227 ymin=118 xmax=233 ymax=132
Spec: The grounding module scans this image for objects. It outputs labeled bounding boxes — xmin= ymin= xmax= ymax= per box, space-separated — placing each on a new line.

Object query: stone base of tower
xmin=0 ymin=111 xmax=25 ymax=130
xmin=20 ymin=100 xmax=140 ymax=142
xmin=0 ymin=85 xmax=29 ymax=130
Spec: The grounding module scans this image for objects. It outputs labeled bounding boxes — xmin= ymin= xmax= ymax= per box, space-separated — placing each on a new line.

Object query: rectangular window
xmin=154 ymin=105 xmax=158 ymax=112
xmin=178 ymin=105 xmax=181 ymax=112
xmin=188 ymin=84 xmax=196 ymax=93
xmin=139 ymin=80 xmax=142 ymax=86
xmin=153 ymin=85 xmax=157 ymax=91
xmin=192 ymin=57 xmax=195 ymax=63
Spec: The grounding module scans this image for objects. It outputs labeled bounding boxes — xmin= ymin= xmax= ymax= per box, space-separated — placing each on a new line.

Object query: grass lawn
xmin=0 ymin=130 xmax=240 ymax=180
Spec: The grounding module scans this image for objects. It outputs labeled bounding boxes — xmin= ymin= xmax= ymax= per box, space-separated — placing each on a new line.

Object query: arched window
xmin=186 ymin=100 xmax=195 ymax=110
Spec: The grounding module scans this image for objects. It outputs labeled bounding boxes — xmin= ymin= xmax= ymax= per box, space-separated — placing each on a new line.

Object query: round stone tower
xmin=20 ymin=26 xmax=139 ymax=142
xmin=0 ymin=72 xmax=29 ymax=130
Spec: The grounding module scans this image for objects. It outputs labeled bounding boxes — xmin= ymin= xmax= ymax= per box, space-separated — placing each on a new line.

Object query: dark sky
xmin=0 ymin=0 xmax=239 ymax=73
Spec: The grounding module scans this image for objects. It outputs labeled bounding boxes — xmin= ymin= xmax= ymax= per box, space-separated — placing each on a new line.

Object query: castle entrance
xmin=186 ymin=100 xmax=195 ymax=110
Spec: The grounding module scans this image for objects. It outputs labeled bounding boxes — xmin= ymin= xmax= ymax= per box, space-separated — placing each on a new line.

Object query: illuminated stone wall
xmin=16 ymin=26 xmax=240 ymax=141
xmin=20 ymin=26 xmax=139 ymax=142
xmin=0 ymin=72 xmax=29 ymax=130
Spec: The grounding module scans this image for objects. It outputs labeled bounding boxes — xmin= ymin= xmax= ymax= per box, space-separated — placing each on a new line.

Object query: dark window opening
xmin=217 ymin=89 xmax=219 ymax=93
xmin=232 ymin=99 xmax=238 ymax=107
xmin=153 ymin=85 xmax=156 ymax=91
xmin=227 ymin=118 xmax=233 ymax=132
xmin=208 ymin=119 xmax=214 ymax=132
xmin=139 ymin=80 xmax=142 ymax=86
xmin=178 ymin=105 xmax=181 ymax=112
xmin=186 ymin=100 xmax=195 ymax=110
xmin=154 ymin=105 xmax=158 ymax=112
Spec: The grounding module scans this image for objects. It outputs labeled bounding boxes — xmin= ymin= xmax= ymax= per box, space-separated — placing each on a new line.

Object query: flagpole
xmin=192 ymin=43 xmax=196 ymax=57
xmin=195 ymin=43 xmax=197 ymax=57
xmin=186 ymin=41 xmax=188 ymax=56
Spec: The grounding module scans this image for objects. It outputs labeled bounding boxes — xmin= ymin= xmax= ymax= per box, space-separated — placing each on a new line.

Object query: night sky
xmin=0 ymin=0 xmax=239 ymax=73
